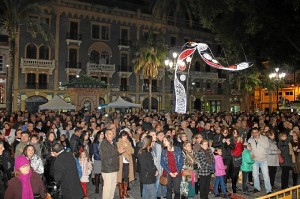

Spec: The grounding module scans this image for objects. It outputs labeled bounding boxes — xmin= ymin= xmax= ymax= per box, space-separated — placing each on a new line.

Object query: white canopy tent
xmin=107 ymin=96 xmax=141 ymax=108
xmin=39 ymin=95 xmax=76 ymax=111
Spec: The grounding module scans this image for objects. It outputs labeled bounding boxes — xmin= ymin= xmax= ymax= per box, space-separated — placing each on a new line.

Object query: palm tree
xmin=0 ymin=0 xmax=52 ymax=113
xmin=231 ymin=70 xmax=262 ymax=112
xmin=132 ymin=31 xmax=167 ymax=111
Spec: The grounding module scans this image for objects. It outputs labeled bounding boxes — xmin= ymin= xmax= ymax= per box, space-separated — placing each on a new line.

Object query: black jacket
xmin=54 ymin=151 xmax=84 ymax=199
xmin=100 ymin=139 xmax=120 ymax=173
xmin=137 ymin=150 xmax=157 ymax=184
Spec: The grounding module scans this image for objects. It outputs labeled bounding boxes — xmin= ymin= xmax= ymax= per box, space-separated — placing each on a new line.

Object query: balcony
xmin=143 ymin=86 xmax=159 ymax=92
xmin=66 ymin=33 xmax=82 ymax=46
xmin=20 ymin=58 xmax=55 ymax=74
xmin=191 ymin=71 xmax=226 ymax=83
xmin=86 ymin=62 xmax=115 ymax=77
xmin=118 ymin=39 xmax=131 ymax=50
xmin=65 ymin=61 xmax=81 ymax=75
xmin=117 ymin=65 xmax=132 ymax=78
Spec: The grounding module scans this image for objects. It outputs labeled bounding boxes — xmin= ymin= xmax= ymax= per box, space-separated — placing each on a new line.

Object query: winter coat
xmin=3 ymin=128 xmax=15 ymax=145
xmin=267 ymin=139 xmax=279 ymax=166
xmin=4 ymin=171 xmax=45 ymax=199
xmin=214 ymin=155 xmax=226 ymax=176
xmin=214 ymin=135 xmax=235 ymax=159
xmin=54 ymin=151 xmax=84 ymax=199
xmin=100 ymin=139 xmax=119 ymax=173
xmin=92 ymin=140 xmax=101 ymax=160
xmin=278 ymin=139 xmax=293 ymax=167
xmin=152 ymin=142 xmax=163 ymax=175
xmin=29 ymin=154 xmax=44 ymax=174
xmin=137 ymin=150 xmax=157 ymax=184
xmin=241 ymin=149 xmax=255 ymax=172
xmin=197 ymin=148 xmax=214 ymax=176
xmin=248 ymin=135 xmax=269 ymax=162
xmin=78 ymin=158 xmax=92 ymax=182
xmin=161 ymin=146 xmax=184 ymax=174
xmin=116 ymin=139 xmax=135 ymax=183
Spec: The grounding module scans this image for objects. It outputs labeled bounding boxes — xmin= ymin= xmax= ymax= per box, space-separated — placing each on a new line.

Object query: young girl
xmin=214 ymin=148 xmax=228 ymax=198
xmin=78 ymin=150 xmax=93 ymax=197
xmin=241 ymin=143 xmax=255 ymax=195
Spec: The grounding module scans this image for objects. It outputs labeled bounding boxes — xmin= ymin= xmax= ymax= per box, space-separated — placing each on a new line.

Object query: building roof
xmin=63 ymin=76 xmax=107 ymax=88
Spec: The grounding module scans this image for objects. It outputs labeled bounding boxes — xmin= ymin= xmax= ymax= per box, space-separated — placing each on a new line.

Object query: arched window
xmin=90 ymin=50 xmax=100 ymax=64
xmin=26 ymin=44 xmax=37 ymax=59
xmin=100 ymin=51 xmax=109 ymax=64
xmin=39 ymin=46 xmax=49 ymax=60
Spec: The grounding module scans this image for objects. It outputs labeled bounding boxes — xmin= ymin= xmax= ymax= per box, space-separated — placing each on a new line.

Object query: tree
xmin=0 ymin=0 xmax=52 ymax=114
xmin=152 ymin=0 xmax=193 ymax=27
xmin=132 ymin=31 xmax=167 ymax=111
xmin=191 ymin=0 xmax=300 ymax=68
xmin=231 ymin=70 xmax=261 ymax=112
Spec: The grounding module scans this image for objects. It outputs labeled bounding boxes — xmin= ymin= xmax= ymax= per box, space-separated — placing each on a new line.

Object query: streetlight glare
xmin=172 ymin=52 xmax=178 ymax=59
xmin=164 ymin=59 xmax=170 ymax=66
xmin=275 ymin=68 xmax=279 ymax=72
xmin=186 ymin=56 xmax=192 ymax=63
xmin=269 ymin=67 xmax=285 ymax=112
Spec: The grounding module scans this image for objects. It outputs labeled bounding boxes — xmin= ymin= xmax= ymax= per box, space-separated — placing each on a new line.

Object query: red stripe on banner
xmin=178 ymin=48 xmax=196 ymax=61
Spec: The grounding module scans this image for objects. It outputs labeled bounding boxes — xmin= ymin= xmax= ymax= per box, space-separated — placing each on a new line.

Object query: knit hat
xmin=15 ymin=155 xmax=30 ymax=171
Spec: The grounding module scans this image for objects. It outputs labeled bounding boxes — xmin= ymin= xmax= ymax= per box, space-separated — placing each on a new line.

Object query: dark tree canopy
xmin=191 ymin=0 xmax=300 ymax=68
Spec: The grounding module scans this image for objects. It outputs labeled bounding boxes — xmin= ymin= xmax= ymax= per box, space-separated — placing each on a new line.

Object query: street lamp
xmin=269 ymin=67 xmax=286 ymax=112
xmin=165 ymin=52 xmax=178 ymax=112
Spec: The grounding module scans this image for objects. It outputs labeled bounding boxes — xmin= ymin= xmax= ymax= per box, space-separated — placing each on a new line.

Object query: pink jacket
xmin=214 ymin=155 xmax=226 ymax=176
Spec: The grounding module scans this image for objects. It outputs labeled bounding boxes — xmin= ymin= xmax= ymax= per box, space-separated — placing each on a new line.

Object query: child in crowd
xmin=241 ymin=143 xmax=255 ymax=195
xmin=78 ymin=150 xmax=93 ymax=197
xmin=214 ymin=148 xmax=228 ymax=198
xmin=30 ymin=134 xmax=42 ymax=157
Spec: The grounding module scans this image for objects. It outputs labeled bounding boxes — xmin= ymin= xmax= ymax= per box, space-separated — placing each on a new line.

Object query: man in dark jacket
xmin=100 ymin=129 xmax=125 ymax=199
xmin=69 ymin=127 xmax=82 ymax=155
xmin=52 ymin=142 xmax=84 ymax=199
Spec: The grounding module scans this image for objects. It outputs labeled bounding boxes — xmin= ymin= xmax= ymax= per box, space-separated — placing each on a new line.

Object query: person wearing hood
xmin=4 ymin=155 xmax=45 ymax=199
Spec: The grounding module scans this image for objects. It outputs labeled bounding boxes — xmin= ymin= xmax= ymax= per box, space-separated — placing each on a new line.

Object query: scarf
xmin=18 ymin=169 xmax=34 ymax=199
xmin=5 ymin=128 xmax=11 ymax=136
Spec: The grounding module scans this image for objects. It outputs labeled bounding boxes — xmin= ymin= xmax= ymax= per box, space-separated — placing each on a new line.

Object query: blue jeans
xmin=143 ymin=183 xmax=157 ymax=199
xmin=252 ymin=160 xmax=272 ymax=193
xmin=214 ymin=175 xmax=227 ymax=195
xmin=156 ymin=175 xmax=167 ymax=197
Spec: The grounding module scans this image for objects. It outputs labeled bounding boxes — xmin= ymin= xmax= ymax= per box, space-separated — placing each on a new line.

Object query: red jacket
xmin=232 ymin=141 xmax=244 ymax=157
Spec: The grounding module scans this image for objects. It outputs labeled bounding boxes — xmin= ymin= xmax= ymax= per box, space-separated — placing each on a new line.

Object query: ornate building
xmin=1 ymin=0 xmax=240 ymax=113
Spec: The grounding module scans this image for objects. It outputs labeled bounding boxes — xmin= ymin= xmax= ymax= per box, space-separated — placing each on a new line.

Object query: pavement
xmin=86 ymin=168 xmax=293 ymax=199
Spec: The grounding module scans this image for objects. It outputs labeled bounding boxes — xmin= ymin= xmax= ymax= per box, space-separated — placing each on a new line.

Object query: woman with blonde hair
xmin=116 ymin=130 xmax=134 ymax=199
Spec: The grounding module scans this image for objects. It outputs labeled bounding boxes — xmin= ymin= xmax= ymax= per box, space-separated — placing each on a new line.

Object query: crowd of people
xmin=0 ymin=110 xmax=300 ymax=199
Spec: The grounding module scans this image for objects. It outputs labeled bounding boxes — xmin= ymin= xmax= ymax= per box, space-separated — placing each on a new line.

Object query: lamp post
xmin=269 ymin=67 xmax=286 ymax=112
xmin=165 ymin=52 xmax=178 ymax=112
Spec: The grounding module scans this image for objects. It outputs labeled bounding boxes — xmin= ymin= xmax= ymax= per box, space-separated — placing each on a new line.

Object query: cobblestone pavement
xmin=86 ymin=168 xmax=292 ymax=199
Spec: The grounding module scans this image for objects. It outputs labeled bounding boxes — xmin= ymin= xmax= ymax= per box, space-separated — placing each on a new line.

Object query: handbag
xmin=181 ymin=169 xmax=192 ymax=176
xmin=159 ymin=175 xmax=168 ymax=186
xmin=278 ymin=154 xmax=284 ymax=164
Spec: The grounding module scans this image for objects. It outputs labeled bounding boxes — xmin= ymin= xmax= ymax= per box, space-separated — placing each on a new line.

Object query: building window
xmin=120 ymin=78 xmax=128 ymax=91
xmin=205 ymin=64 xmax=211 ymax=72
xmin=101 ymin=26 xmax=109 ymax=40
xmin=120 ymin=53 xmax=128 ymax=71
xmin=285 ymin=91 xmax=293 ymax=96
xmin=27 ymin=73 xmax=36 ymax=89
xmin=92 ymin=25 xmax=100 ymax=39
xmin=90 ymin=50 xmax=100 ymax=63
xmin=26 ymin=44 xmax=37 ymax=59
xmin=265 ymin=92 xmax=269 ymax=96
xmin=39 ymin=74 xmax=47 ymax=89
xmin=120 ymin=28 xmax=129 ymax=44
xmin=39 ymin=46 xmax=49 ymax=60
xmin=101 ymin=76 xmax=107 ymax=84
xmin=69 ymin=75 xmax=76 ymax=82
xmin=69 ymin=21 xmax=79 ymax=40
xmin=0 ymin=56 xmax=3 ymax=72
xmin=69 ymin=49 xmax=77 ymax=65
xmin=92 ymin=24 xmax=109 ymax=40
xmin=171 ymin=36 xmax=176 ymax=47
xmin=194 ymin=61 xmax=200 ymax=71
xmin=152 ymin=79 xmax=158 ymax=92
xmin=100 ymin=51 xmax=109 ymax=64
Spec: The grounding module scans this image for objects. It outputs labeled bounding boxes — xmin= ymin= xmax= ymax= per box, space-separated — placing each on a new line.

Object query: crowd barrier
xmin=257 ymin=185 xmax=300 ymax=199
